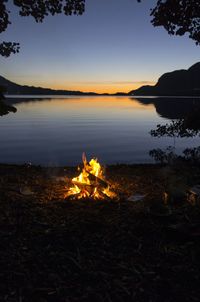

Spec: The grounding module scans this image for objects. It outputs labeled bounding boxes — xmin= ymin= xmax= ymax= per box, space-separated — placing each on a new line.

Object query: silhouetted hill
xmin=130 ymin=63 xmax=200 ymax=96
xmin=0 ymin=76 xmax=99 ymax=96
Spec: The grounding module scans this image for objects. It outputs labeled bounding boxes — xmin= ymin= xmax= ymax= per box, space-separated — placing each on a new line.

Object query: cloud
xmin=76 ymin=80 xmax=155 ymax=85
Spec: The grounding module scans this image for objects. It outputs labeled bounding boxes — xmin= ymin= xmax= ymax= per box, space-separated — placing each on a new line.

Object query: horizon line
xmin=0 ymin=74 xmax=156 ymax=94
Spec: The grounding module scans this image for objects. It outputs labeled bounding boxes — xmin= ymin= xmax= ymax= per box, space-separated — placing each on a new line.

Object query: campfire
xmin=65 ymin=153 xmax=116 ymax=200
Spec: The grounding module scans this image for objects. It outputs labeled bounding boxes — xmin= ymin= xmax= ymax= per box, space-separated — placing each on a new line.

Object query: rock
xmin=127 ymin=194 xmax=145 ymax=202
xmin=20 ymin=186 xmax=34 ymax=196
xmin=187 ymin=185 xmax=200 ymax=205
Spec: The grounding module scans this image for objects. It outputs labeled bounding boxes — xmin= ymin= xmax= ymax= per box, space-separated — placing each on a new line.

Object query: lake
xmin=0 ymin=96 xmax=199 ymax=166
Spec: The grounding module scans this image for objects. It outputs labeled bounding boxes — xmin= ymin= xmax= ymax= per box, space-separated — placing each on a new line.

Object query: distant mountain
xmin=0 ymin=75 xmax=99 ymax=96
xmin=0 ymin=75 xmax=130 ymax=96
xmin=130 ymin=62 xmax=200 ymax=96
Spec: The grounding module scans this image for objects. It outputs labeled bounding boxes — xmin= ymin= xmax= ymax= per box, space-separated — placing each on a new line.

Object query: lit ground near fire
xmin=0 ymin=164 xmax=200 ymax=302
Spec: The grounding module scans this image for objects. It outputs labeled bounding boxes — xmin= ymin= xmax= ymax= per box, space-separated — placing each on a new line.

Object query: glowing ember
xmin=65 ymin=153 xmax=116 ymax=200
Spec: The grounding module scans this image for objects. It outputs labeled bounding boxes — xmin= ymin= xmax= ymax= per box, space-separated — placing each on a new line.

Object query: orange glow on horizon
xmin=9 ymin=77 xmax=156 ymax=94
xmin=48 ymin=82 xmax=156 ymax=94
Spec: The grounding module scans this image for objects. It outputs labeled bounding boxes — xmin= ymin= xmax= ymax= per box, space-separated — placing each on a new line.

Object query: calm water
xmin=0 ymin=96 xmax=199 ymax=165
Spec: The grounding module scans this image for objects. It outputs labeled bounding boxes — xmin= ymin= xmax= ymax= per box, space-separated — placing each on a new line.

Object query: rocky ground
xmin=0 ymin=163 xmax=200 ymax=302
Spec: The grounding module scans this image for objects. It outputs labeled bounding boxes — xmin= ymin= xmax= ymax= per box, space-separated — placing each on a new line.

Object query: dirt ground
xmin=0 ymin=163 xmax=200 ymax=302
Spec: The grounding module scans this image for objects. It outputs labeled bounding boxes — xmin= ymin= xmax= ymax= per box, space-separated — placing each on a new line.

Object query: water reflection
xmin=7 ymin=95 xmax=200 ymax=120
xmin=0 ymin=96 xmax=199 ymax=165
xmin=133 ymin=97 xmax=200 ymax=164
xmin=134 ymin=97 xmax=200 ymax=120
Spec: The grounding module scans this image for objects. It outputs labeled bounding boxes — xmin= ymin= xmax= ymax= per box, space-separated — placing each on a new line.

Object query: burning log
xmin=84 ymin=171 xmax=108 ymax=188
xmin=65 ymin=153 xmax=116 ymax=200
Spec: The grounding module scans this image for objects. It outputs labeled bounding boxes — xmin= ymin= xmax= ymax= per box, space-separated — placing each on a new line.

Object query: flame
xmin=65 ymin=153 xmax=116 ymax=200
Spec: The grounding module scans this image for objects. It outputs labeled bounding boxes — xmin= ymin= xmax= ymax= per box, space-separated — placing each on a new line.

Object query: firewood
xmin=86 ymin=172 xmax=108 ymax=189
xmin=72 ymin=181 xmax=95 ymax=190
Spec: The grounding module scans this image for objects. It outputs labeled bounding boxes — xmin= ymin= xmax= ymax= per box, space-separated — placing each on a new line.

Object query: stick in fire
xmin=65 ymin=153 xmax=116 ymax=200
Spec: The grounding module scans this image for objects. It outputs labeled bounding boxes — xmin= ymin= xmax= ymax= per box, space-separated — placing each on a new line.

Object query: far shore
xmin=5 ymin=94 xmax=200 ymax=100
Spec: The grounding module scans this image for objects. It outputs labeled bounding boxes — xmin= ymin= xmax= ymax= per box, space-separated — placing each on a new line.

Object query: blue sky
xmin=0 ymin=0 xmax=200 ymax=93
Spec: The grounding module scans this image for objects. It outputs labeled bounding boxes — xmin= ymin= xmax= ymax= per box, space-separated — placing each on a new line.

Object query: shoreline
xmin=5 ymin=94 xmax=200 ymax=99
xmin=0 ymin=162 xmax=159 ymax=168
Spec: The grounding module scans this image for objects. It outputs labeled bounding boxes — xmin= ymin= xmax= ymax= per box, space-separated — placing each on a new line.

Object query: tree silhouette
xmin=0 ymin=0 xmax=85 ymax=57
xmin=0 ymin=86 xmax=17 ymax=116
xmin=149 ymin=108 xmax=200 ymax=164
xmin=0 ymin=0 xmax=199 ymax=57
xmin=150 ymin=0 xmax=200 ymax=45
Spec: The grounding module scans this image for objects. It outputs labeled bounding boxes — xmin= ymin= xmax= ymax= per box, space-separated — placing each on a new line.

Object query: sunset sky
xmin=1 ymin=0 xmax=200 ymax=93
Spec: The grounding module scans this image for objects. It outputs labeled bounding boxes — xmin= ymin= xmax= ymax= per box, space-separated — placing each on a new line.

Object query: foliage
xmin=149 ymin=146 xmax=177 ymax=164
xmin=150 ymin=119 xmax=200 ymax=139
xmin=0 ymin=0 xmax=85 ymax=57
xmin=0 ymin=85 xmax=17 ymax=115
xmin=151 ymin=0 xmax=200 ymax=45
xmin=0 ymin=41 xmax=20 ymax=57
xmin=183 ymin=146 xmax=200 ymax=164
xmin=0 ymin=85 xmax=6 ymax=99
xmin=150 ymin=110 xmax=200 ymax=165
xmin=0 ymin=1 xmax=200 ymax=57
xmin=0 ymin=99 xmax=17 ymax=116
xmin=150 ymin=145 xmax=200 ymax=166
